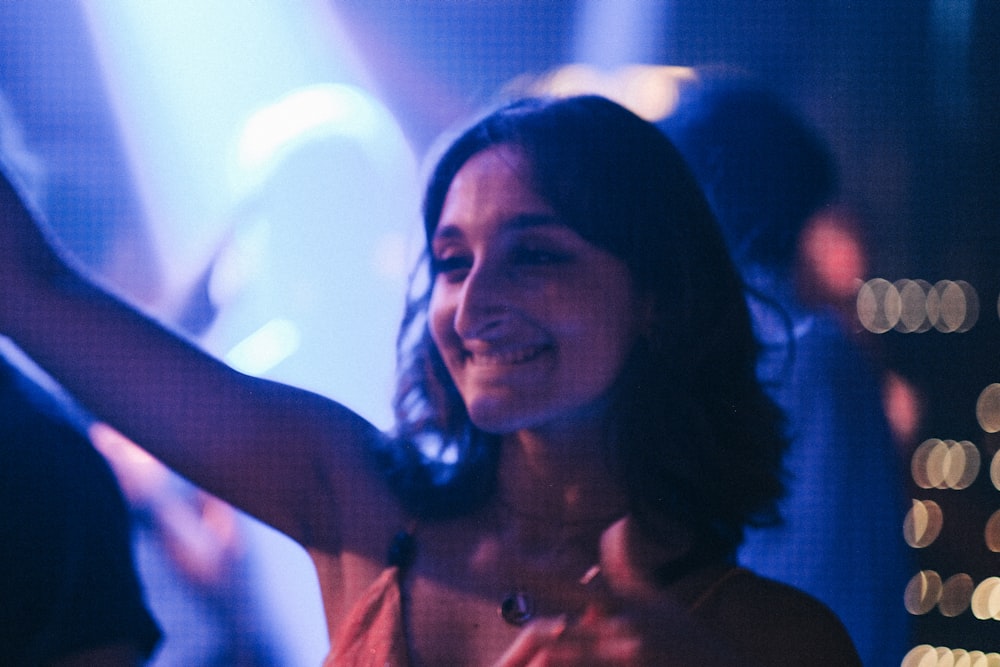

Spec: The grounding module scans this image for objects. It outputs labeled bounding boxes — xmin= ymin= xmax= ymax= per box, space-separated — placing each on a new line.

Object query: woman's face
xmin=428 ymin=145 xmax=645 ymax=438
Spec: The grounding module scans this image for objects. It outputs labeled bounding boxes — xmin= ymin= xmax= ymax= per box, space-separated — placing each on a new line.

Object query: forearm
xmin=20 ymin=271 xmax=247 ymax=481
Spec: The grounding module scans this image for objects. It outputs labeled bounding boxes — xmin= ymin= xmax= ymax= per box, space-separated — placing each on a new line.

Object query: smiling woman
xmin=0 ymin=94 xmax=861 ymax=665
xmin=428 ymin=146 xmax=642 ymax=437
xmin=392 ymin=97 xmax=790 ymax=542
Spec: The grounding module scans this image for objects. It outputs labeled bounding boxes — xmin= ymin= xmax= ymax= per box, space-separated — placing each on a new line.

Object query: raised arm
xmin=0 ymin=167 xmax=388 ymax=548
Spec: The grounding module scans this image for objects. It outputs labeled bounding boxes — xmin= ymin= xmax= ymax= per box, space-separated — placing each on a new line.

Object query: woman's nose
xmin=453 ymin=263 xmax=511 ymax=340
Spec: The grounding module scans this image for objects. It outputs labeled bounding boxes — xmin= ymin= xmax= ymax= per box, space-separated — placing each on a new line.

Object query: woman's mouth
xmin=464 ymin=344 xmax=548 ymax=367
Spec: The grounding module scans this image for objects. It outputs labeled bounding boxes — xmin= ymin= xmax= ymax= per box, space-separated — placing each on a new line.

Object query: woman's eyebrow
xmin=433 ymin=213 xmax=561 ymax=243
xmin=505 ymin=213 xmax=562 ymax=230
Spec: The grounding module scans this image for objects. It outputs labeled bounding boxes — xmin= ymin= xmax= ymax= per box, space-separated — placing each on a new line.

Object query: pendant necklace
xmin=499 ymin=589 xmax=536 ymax=626
xmin=499 ymin=563 xmax=603 ymax=626
xmin=494 ymin=498 xmax=620 ymax=627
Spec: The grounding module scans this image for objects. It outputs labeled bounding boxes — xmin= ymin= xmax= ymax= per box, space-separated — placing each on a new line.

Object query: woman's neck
xmin=497 ymin=427 xmax=627 ymax=526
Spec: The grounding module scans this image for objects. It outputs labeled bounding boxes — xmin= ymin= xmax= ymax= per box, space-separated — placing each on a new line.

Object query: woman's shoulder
xmin=692 ymin=566 xmax=862 ymax=666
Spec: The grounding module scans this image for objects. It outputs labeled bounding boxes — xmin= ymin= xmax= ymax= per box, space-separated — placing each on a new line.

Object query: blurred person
xmin=92 ymin=424 xmax=288 ymax=667
xmin=663 ymin=74 xmax=912 ymax=665
xmin=0 ymin=347 xmax=161 ymax=666
xmin=1 ymin=94 xmax=861 ymax=665
xmin=797 ymin=204 xmax=925 ymax=451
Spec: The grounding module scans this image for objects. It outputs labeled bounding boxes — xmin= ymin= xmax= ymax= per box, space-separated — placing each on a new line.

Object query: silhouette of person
xmin=0 ymin=348 xmax=161 ymax=666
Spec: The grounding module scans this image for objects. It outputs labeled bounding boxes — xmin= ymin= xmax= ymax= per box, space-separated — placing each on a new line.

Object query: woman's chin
xmin=465 ymin=392 xmax=611 ymax=439
xmin=466 ymin=399 xmax=537 ymax=435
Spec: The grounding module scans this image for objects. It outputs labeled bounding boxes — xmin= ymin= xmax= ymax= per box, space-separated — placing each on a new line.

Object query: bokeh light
xmin=939 ymin=573 xmax=975 ymax=617
xmin=976 ymin=384 xmax=1000 ymax=434
xmin=971 ymin=578 xmax=1000 ymax=621
xmin=905 ymin=499 xmax=944 ymax=548
xmin=857 ymin=278 xmax=900 ymax=333
xmin=990 ymin=450 xmax=1000 ymax=491
xmin=912 ymin=439 xmax=981 ymax=490
xmin=983 ymin=510 xmax=1000 ymax=553
xmin=858 ymin=278 xmax=980 ymax=334
xmin=896 ymin=279 xmax=935 ymax=333
xmin=901 ymin=648 xmax=1000 ymax=667
xmin=905 ymin=570 xmax=944 ymax=615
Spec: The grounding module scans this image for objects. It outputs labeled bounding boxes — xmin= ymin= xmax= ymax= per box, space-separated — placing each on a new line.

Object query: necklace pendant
xmin=499 ymin=590 xmax=535 ymax=626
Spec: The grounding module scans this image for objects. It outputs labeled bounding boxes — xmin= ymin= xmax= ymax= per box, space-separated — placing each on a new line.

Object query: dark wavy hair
xmin=376 ymin=95 xmax=787 ymax=558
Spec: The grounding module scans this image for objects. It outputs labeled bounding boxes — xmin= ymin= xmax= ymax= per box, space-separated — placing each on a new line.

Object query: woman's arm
xmin=0 ymin=166 xmax=386 ymax=547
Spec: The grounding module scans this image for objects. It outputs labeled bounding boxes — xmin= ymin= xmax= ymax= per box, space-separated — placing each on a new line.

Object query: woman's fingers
xmin=493 ymin=611 xmax=643 ymax=667
xmin=491 ymin=615 xmax=567 ymax=667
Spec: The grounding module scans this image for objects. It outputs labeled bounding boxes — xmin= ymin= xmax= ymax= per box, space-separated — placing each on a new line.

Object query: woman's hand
xmin=493 ymin=517 xmax=751 ymax=667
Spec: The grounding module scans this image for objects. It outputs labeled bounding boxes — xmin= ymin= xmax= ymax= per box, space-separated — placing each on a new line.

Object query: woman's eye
xmin=431 ymin=255 xmax=471 ymax=282
xmin=511 ymin=245 xmax=571 ymax=266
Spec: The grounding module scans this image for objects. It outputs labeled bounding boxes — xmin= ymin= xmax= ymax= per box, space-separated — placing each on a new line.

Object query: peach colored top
xmin=325 ymin=565 xmax=409 ymax=667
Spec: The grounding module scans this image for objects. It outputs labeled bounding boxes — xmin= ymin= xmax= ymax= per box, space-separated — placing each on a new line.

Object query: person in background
xmin=0 ymin=347 xmax=161 ymax=666
xmin=0 ymin=93 xmax=862 ymax=665
xmin=662 ymin=73 xmax=912 ymax=665
xmin=796 ymin=204 xmax=925 ymax=450
xmin=92 ymin=423 xmax=289 ymax=667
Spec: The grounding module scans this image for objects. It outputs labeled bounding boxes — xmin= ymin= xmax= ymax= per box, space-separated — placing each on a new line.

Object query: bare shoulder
xmin=693 ymin=567 xmax=862 ymax=667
